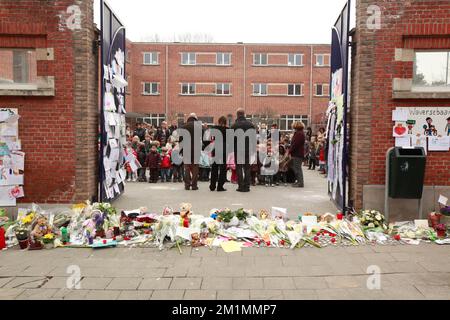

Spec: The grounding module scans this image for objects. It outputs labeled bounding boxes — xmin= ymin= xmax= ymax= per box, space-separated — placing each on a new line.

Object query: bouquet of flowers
xmin=355 ymin=210 xmax=387 ymax=231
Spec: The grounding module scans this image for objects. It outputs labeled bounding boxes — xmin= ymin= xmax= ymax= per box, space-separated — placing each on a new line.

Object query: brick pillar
xmin=349 ymin=0 xmax=376 ymax=210
xmin=73 ymin=0 xmax=99 ymax=202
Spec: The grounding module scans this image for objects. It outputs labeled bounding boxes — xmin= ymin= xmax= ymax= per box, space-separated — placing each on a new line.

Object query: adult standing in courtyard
xmin=209 ymin=116 xmax=228 ymax=192
xmin=180 ymin=113 xmax=202 ymax=191
xmin=133 ymin=122 xmax=146 ymax=142
xmin=154 ymin=121 xmax=170 ymax=146
xmin=289 ymin=121 xmax=305 ymax=188
xmin=231 ymin=108 xmax=256 ymax=193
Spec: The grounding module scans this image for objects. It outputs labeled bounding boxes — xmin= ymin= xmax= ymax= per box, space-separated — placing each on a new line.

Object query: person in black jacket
xmin=231 ymin=108 xmax=256 ymax=193
xmin=179 ymin=113 xmax=202 ymax=190
xmin=209 ymin=116 xmax=229 ymax=192
xmin=133 ymin=122 xmax=146 ymax=142
xmin=154 ymin=121 xmax=170 ymax=146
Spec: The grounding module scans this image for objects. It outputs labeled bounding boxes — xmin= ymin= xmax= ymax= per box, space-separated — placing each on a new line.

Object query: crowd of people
xmin=123 ymin=108 xmax=327 ymax=193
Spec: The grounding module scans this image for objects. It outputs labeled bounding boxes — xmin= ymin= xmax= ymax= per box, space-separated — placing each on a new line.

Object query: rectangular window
xmin=413 ymin=51 xmax=450 ymax=91
xmin=279 ymin=115 xmax=309 ymax=131
xmin=181 ymin=52 xmax=196 ymax=65
xmin=216 ymin=53 xmax=231 ymax=65
xmin=253 ymin=83 xmax=267 ymax=95
xmin=0 ymin=49 xmax=37 ymax=86
xmin=143 ymin=52 xmax=159 ymax=65
xmin=315 ymin=84 xmax=330 ymax=96
xmin=181 ymin=83 xmax=196 ymax=95
xmin=142 ymin=82 xmax=159 ymax=95
xmin=288 ymin=84 xmax=303 ymax=96
xmin=253 ymin=53 xmax=268 ymax=65
xmin=142 ymin=114 xmax=166 ymax=127
xmin=315 ymin=54 xmax=330 ymax=66
xmin=216 ymin=83 xmax=231 ymax=95
xmin=288 ymin=54 xmax=303 ymax=66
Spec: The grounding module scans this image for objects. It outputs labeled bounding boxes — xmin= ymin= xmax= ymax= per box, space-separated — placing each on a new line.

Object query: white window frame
xmin=143 ymin=52 xmax=159 ymax=65
xmin=288 ymin=53 xmax=303 ymax=66
xmin=181 ymin=52 xmax=196 ymax=65
xmin=314 ymin=83 xmax=330 ymax=96
xmin=413 ymin=50 xmax=450 ymax=92
xmin=279 ymin=115 xmax=309 ymax=131
xmin=252 ymin=83 xmax=268 ymax=96
xmin=253 ymin=53 xmax=268 ymax=66
xmin=216 ymin=52 xmax=231 ymax=65
xmin=287 ymin=84 xmax=303 ymax=96
xmin=142 ymin=114 xmax=166 ymax=127
xmin=216 ymin=83 xmax=231 ymax=95
xmin=181 ymin=83 xmax=196 ymax=95
xmin=315 ymin=54 xmax=330 ymax=66
xmin=142 ymin=82 xmax=159 ymax=95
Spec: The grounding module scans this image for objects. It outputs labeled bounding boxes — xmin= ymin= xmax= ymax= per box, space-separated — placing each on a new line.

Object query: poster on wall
xmin=0 ymin=108 xmax=25 ymax=206
xmin=392 ymin=107 xmax=450 ymax=152
xmin=100 ymin=0 xmax=128 ymax=202
xmin=326 ymin=0 xmax=351 ymax=211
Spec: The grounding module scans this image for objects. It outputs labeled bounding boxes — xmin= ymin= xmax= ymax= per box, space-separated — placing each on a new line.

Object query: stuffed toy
xmin=29 ymin=215 xmax=53 ymax=250
xmin=180 ymin=203 xmax=192 ymax=228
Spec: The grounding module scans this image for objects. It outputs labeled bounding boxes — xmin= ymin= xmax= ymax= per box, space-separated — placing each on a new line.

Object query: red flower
xmin=280 ymin=240 xmax=285 ymax=246
xmin=331 ymin=238 xmax=336 ymax=244
xmin=266 ymin=241 xmax=271 ymax=246
xmin=313 ymin=236 xmax=319 ymax=242
xmin=394 ymin=235 xmax=401 ymax=241
xmin=102 ymin=240 xmax=107 ymax=244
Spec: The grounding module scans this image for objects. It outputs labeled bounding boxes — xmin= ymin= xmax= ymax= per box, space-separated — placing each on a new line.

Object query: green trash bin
xmin=388 ymin=147 xmax=426 ymax=199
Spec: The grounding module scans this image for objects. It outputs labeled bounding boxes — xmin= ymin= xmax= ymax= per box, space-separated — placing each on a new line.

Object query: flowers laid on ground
xmin=2 ymin=202 xmax=448 ymax=252
xmin=355 ymin=210 xmax=387 ymax=231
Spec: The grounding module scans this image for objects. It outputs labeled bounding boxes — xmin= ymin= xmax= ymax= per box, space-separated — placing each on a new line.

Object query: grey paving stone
xmin=263 ymin=277 xmax=296 ymax=290
xmin=382 ymin=285 xmax=425 ymax=300
xmin=52 ymin=288 xmax=89 ymax=300
xmin=79 ymin=277 xmax=113 ymax=290
xmin=324 ymin=275 xmax=369 ymax=289
xmin=415 ymin=285 xmax=450 ymax=300
xmin=201 ymin=277 xmax=233 ymax=290
xmin=0 ymin=277 xmax=14 ymax=288
xmin=282 ymin=289 xmax=318 ymax=300
xmin=0 ymin=288 xmax=25 ymax=300
xmin=217 ymin=290 xmax=250 ymax=300
xmin=164 ymin=266 xmax=188 ymax=277
xmin=16 ymin=289 xmax=59 ymax=300
xmin=170 ymin=277 xmax=202 ymax=290
xmin=346 ymin=288 xmax=385 ymax=300
xmin=315 ymin=288 xmax=353 ymax=300
xmin=3 ymin=276 xmax=48 ymax=289
xmin=294 ymin=277 xmax=328 ymax=290
xmin=106 ymin=277 xmax=142 ymax=290
xmin=151 ymin=289 xmax=185 ymax=300
xmin=139 ymin=277 xmax=172 ymax=290
xmin=232 ymin=277 xmax=263 ymax=290
xmin=21 ymin=265 xmax=57 ymax=277
xmin=250 ymin=289 xmax=283 ymax=300
xmin=184 ymin=290 xmax=217 ymax=300
xmin=85 ymin=290 xmax=121 ymax=300
xmin=42 ymin=276 xmax=74 ymax=289
xmin=117 ymin=290 xmax=153 ymax=300
xmin=387 ymin=261 xmax=428 ymax=273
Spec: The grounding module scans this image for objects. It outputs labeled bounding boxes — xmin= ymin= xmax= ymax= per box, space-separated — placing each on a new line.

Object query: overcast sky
xmin=95 ymin=0 xmax=354 ymax=44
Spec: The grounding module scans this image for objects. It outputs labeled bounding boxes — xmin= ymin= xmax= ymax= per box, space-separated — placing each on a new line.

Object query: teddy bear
xmin=180 ymin=203 xmax=192 ymax=228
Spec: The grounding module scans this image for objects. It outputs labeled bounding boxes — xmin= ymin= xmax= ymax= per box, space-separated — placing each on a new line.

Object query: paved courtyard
xmin=113 ymin=169 xmax=337 ymax=218
xmin=1 ymin=171 xmax=449 ymax=300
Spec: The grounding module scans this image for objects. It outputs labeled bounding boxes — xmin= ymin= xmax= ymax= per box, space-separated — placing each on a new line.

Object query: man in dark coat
xmin=231 ymin=108 xmax=256 ymax=192
xmin=209 ymin=116 xmax=228 ymax=192
xmin=179 ymin=113 xmax=202 ymax=190
xmin=289 ymin=121 xmax=306 ymax=188
xmin=133 ymin=123 xmax=146 ymax=142
xmin=154 ymin=121 xmax=170 ymax=145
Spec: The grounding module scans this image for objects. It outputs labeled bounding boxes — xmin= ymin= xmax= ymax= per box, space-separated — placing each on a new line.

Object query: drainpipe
xmin=165 ymin=44 xmax=169 ymax=119
xmin=309 ymin=45 xmax=313 ymax=128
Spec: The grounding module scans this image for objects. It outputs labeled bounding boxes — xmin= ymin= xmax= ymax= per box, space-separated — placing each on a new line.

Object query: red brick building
xmin=0 ymin=0 xmax=99 ymax=204
xmin=349 ymin=0 xmax=450 ymax=219
xmin=125 ymin=42 xmax=331 ymax=131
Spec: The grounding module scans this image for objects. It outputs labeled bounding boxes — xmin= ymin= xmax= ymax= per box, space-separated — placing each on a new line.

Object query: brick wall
xmin=350 ymin=0 xmax=450 ymax=210
xmin=0 ymin=0 xmax=98 ymax=204
xmin=126 ymin=42 xmax=331 ymax=128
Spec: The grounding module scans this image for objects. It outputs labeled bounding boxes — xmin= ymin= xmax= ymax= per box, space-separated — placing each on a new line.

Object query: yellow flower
xmin=21 ymin=213 xmax=35 ymax=224
xmin=72 ymin=203 xmax=87 ymax=210
xmin=43 ymin=233 xmax=54 ymax=240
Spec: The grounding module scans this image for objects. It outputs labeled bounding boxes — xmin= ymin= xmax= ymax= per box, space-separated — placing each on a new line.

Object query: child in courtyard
xmin=137 ymin=143 xmax=147 ymax=182
xmin=145 ymin=144 xmax=161 ymax=183
xmin=160 ymin=147 xmax=172 ymax=182
xmin=171 ymin=142 xmax=183 ymax=183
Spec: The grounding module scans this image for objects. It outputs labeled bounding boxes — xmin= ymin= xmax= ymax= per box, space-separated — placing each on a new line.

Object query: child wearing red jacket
xmin=145 ymin=144 xmax=161 ymax=183
xmin=160 ymin=147 xmax=172 ymax=182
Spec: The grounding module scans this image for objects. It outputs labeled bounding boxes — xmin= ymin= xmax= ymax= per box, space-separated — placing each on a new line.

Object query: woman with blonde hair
xmin=289 ymin=121 xmax=305 ymax=188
